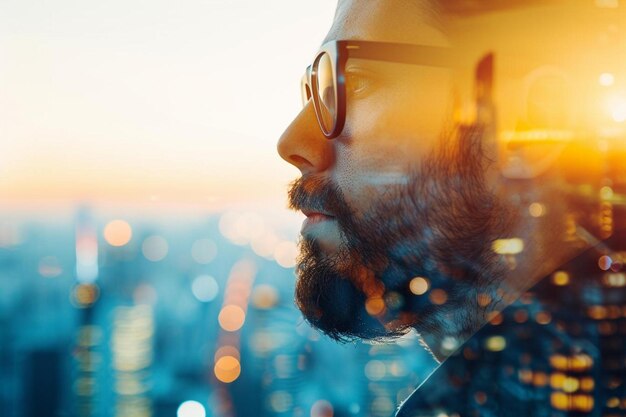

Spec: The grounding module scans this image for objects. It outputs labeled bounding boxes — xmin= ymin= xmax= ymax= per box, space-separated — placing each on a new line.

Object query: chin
xmin=294 ymin=238 xmax=412 ymax=342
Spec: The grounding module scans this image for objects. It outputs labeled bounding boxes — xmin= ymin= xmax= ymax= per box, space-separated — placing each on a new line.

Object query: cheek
xmin=333 ymin=70 xmax=452 ymax=213
xmin=331 ymin=118 xmax=417 ymax=215
xmin=332 ymin=143 xmax=411 ymax=216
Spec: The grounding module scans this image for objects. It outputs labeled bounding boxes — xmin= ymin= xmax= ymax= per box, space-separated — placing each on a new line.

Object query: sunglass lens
xmin=314 ymin=52 xmax=337 ymax=134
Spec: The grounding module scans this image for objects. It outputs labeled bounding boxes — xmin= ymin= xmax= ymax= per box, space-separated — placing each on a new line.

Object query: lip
xmin=300 ymin=210 xmax=334 ymax=233
xmin=301 ymin=208 xmax=332 ymax=217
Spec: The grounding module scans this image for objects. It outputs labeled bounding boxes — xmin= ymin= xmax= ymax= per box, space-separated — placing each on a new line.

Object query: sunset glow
xmin=0 ymin=0 xmax=336 ymax=210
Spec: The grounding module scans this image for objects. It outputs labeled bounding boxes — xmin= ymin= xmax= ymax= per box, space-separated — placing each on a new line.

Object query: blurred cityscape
xmin=0 ymin=206 xmax=437 ymax=417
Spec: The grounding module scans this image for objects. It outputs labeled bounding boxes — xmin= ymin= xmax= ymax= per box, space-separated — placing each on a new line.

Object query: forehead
xmin=323 ymin=0 xmax=448 ymax=46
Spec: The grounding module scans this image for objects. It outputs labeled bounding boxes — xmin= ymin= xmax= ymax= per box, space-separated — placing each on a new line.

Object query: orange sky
xmin=0 ymin=0 xmax=336 ymax=210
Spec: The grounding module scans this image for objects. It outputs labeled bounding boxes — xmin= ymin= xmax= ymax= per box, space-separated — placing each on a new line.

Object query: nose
xmin=277 ymin=102 xmax=334 ymax=175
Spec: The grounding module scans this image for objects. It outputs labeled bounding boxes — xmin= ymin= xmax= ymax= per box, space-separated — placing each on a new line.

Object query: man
xmin=278 ymin=1 xmax=626 ymax=416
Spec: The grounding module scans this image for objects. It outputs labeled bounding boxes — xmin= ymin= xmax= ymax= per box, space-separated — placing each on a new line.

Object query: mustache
xmin=287 ymin=176 xmax=352 ymax=220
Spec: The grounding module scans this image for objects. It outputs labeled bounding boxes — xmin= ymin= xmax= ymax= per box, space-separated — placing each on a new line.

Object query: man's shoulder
xmin=395 ymin=316 xmax=550 ymax=417
xmin=396 ymin=271 xmax=613 ymax=417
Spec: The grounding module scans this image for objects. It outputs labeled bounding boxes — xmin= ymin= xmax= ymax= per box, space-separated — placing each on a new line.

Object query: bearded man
xmin=277 ymin=1 xmax=626 ymax=416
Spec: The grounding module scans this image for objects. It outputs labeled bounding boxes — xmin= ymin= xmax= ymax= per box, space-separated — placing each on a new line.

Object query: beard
xmin=288 ymin=125 xmax=514 ymax=343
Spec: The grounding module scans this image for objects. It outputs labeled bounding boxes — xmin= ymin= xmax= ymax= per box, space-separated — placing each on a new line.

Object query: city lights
xmin=251 ymin=232 xmax=280 ymax=259
xmin=364 ymin=360 xmax=386 ymax=381
xmin=598 ymin=255 xmax=612 ymax=271
xmin=365 ymin=297 xmax=385 ymax=316
xmin=71 ymin=283 xmax=100 ymax=308
xmin=38 ymin=256 xmax=63 ymax=278
xmin=191 ymin=238 xmax=218 ymax=264
xmin=429 ymin=289 xmax=448 ymax=305
xmin=177 ymin=401 xmax=206 ymax=417
xmin=141 ymin=235 xmax=169 ymax=262
xmin=492 ymin=238 xmax=524 ymax=255
xmin=598 ymin=72 xmax=615 ymax=87
xmin=603 ymin=272 xmax=626 ymax=287
xmin=3 ymin=0 xmax=626 ymax=416
xmin=214 ymin=345 xmax=240 ymax=361
xmin=608 ymin=97 xmax=626 ymax=123
xmin=409 ymin=277 xmax=429 ymax=295
xmin=484 ymin=336 xmax=506 ymax=352
xmin=273 ymin=240 xmax=298 ymax=268
xmin=76 ymin=213 xmax=99 ymax=283
xmin=552 ymin=271 xmax=570 ymax=286
xmin=269 ymin=391 xmax=293 ymax=413
xmin=191 ymin=275 xmax=219 ymax=303
xmin=103 ymin=220 xmax=133 ymax=247
xmin=528 ymin=202 xmax=546 ymax=218
xmin=218 ymin=305 xmax=246 ymax=332
xmin=311 ymin=400 xmax=334 ymax=417
xmin=214 ymin=356 xmax=241 ymax=383
xmin=251 ymin=284 xmax=279 ymax=309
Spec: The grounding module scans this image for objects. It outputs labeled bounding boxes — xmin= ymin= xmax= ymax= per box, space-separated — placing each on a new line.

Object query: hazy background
xmin=0 ymin=0 xmax=336 ymax=211
xmin=0 ymin=2 xmax=437 ymax=417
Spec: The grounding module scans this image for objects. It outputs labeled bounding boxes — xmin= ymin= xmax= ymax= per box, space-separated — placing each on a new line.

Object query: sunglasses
xmin=301 ymin=40 xmax=454 ymax=139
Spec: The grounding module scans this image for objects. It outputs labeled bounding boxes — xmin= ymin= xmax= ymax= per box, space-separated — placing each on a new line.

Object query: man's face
xmin=279 ymin=0 xmax=452 ymax=249
xmin=277 ymin=0 xmax=510 ymax=342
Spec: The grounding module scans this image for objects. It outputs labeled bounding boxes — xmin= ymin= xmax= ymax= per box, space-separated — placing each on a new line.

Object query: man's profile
xmin=278 ymin=1 xmax=626 ymax=416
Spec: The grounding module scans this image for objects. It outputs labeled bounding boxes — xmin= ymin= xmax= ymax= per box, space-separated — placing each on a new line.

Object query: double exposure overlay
xmin=277 ymin=1 xmax=626 ymax=416
xmin=2 ymin=1 xmax=626 ymax=417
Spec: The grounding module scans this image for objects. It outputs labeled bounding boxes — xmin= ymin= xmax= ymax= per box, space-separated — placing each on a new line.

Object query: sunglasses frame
xmin=302 ymin=40 xmax=455 ymax=139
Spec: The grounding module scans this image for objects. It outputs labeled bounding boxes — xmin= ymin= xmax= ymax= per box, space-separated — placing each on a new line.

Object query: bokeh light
xmin=133 ymin=284 xmax=158 ymax=305
xmin=218 ymin=305 xmax=246 ymax=332
xmin=103 ymin=220 xmax=132 ymax=247
xmin=142 ymin=235 xmax=169 ymax=262
xmin=191 ymin=275 xmax=219 ymax=303
xmin=603 ymin=272 xmax=626 ymax=287
xmin=371 ymin=397 xmax=394 ymax=416
xmin=251 ymin=232 xmax=280 ymax=259
xmin=191 ymin=239 xmax=217 ymax=264
xmin=71 ymin=283 xmax=100 ymax=308
xmin=234 ymin=212 xmax=265 ymax=242
xmin=177 ymin=400 xmax=206 ymax=417
xmin=214 ymin=356 xmax=241 ymax=383
xmin=218 ymin=212 xmax=267 ymax=246
xmin=600 ymin=186 xmax=613 ymax=200
xmin=38 ymin=256 xmax=63 ymax=278
xmin=365 ymin=297 xmax=385 ymax=316
xmin=528 ymin=202 xmax=546 ymax=218
xmin=608 ymin=96 xmax=626 ymax=123
xmin=251 ymin=285 xmax=279 ymax=309
xmin=442 ymin=336 xmax=459 ymax=352
xmin=429 ymin=289 xmax=448 ymax=305
xmin=492 ymin=238 xmax=524 ymax=255
xmin=599 ymin=72 xmax=615 ymax=86
xmin=364 ymin=360 xmax=385 ymax=381
xmin=214 ymin=345 xmax=240 ymax=361
xmin=535 ymin=311 xmax=552 ymax=325
xmin=485 ymin=335 xmax=507 ymax=352
xmin=274 ymin=241 xmax=298 ymax=268
xmin=311 ymin=399 xmax=334 ymax=417
xmin=598 ymin=255 xmax=612 ymax=271
xmin=409 ymin=277 xmax=429 ymax=295
xmin=269 ymin=391 xmax=293 ymax=413
xmin=553 ymin=270 xmax=570 ymax=286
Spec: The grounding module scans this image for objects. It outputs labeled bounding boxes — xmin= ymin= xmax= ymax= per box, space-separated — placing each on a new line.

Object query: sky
xmin=0 ymin=0 xmax=337 ymax=211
